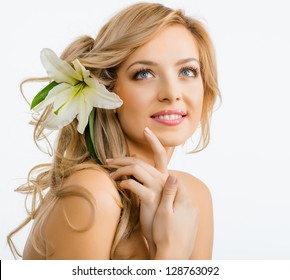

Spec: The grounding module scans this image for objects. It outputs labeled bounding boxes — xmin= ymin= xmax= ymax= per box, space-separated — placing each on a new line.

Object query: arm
xmin=43 ymin=169 xmax=121 ymax=259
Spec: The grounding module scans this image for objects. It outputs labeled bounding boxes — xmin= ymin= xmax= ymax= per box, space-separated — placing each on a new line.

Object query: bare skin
xmin=23 ymin=130 xmax=213 ymax=260
xmin=23 ymin=172 xmax=213 ymax=260
xmin=23 ymin=25 xmax=214 ymax=259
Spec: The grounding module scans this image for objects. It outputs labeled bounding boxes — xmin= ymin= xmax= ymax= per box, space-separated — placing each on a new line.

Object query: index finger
xmin=144 ymin=127 xmax=168 ymax=173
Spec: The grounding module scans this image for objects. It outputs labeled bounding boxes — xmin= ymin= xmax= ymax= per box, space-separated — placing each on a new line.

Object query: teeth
xmin=155 ymin=114 xmax=182 ymax=120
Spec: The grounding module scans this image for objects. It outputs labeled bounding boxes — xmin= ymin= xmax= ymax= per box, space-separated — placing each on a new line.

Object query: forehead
xmin=124 ymin=24 xmax=199 ymax=66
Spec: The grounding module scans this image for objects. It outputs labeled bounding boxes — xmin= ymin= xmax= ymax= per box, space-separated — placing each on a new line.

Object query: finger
xmin=110 ymin=164 xmax=156 ymax=187
xmin=120 ymin=179 xmax=152 ymax=203
xmin=159 ymin=175 xmax=178 ymax=213
xmin=106 ymin=156 xmax=162 ymax=178
xmin=173 ymin=178 xmax=190 ymax=207
xmin=144 ymin=127 xmax=168 ymax=173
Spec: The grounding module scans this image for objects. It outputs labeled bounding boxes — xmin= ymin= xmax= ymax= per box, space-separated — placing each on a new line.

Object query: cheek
xmin=115 ymin=82 xmax=155 ymax=119
xmin=186 ymin=82 xmax=204 ymax=114
xmin=115 ymin=87 xmax=151 ymax=140
xmin=196 ymin=91 xmax=204 ymax=115
xmin=116 ymin=92 xmax=148 ymax=122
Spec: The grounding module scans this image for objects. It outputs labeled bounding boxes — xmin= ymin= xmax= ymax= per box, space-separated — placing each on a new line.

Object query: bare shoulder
xmin=62 ymin=168 xmax=121 ymax=205
xmin=43 ymin=168 xmax=121 ymax=259
xmin=170 ymin=170 xmax=214 ymax=260
xmin=170 ymin=170 xmax=212 ymax=203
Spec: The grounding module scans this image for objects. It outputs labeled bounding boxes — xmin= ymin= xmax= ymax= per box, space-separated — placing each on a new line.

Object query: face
xmin=115 ymin=24 xmax=204 ymax=153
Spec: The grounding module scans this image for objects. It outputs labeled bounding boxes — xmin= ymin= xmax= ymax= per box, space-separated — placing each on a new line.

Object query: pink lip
xmin=150 ymin=110 xmax=186 ymax=126
xmin=151 ymin=110 xmax=186 ymax=117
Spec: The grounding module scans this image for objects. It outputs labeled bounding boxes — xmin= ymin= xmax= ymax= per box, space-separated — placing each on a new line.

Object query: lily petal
xmin=34 ymin=83 xmax=73 ymax=112
xmin=43 ymin=96 xmax=79 ymax=130
xmin=76 ymin=95 xmax=94 ymax=134
xmin=72 ymin=59 xmax=90 ymax=80
xmin=33 ymin=48 xmax=123 ymax=134
xmin=50 ymin=85 xmax=76 ymax=113
xmin=84 ymin=78 xmax=123 ymax=109
xmin=40 ymin=48 xmax=82 ymax=85
xmin=41 ymin=111 xmax=61 ymax=130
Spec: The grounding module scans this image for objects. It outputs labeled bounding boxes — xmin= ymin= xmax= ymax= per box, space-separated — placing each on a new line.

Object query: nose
xmin=157 ymin=75 xmax=182 ymax=103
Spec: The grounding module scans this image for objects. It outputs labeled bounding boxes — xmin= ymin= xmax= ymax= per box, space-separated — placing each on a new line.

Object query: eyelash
xmin=179 ymin=66 xmax=199 ymax=77
xmin=133 ymin=68 xmax=153 ymax=80
xmin=132 ymin=66 xmax=199 ymax=80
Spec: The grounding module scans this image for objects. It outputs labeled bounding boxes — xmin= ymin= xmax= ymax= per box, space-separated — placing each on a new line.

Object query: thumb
xmin=160 ymin=175 xmax=178 ymax=212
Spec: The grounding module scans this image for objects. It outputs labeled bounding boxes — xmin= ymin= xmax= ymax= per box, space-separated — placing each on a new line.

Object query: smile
xmin=150 ymin=110 xmax=186 ymax=126
xmin=154 ymin=114 xmax=182 ymax=120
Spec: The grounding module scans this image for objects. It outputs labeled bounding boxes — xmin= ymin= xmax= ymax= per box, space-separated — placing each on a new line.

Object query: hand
xmin=153 ymin=175 xmax=199 ymax=260
xmin=106 ymin=127 xmax=168 ymax=249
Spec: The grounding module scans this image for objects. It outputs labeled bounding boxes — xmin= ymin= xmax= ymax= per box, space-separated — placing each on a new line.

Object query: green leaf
xmin=89 ymin=108 xmax=96 ymax=150
xmin=30 ymin=81 xmax=58 ymax=109
xmin=85 ymin=108 xmax=101 ymax=164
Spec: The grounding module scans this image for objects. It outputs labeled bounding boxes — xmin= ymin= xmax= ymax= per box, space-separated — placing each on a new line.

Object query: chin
xmin=158 ymin=134 xmax=190 ymax=148
xmin=152 ymin=122 xmax=198 ymax=148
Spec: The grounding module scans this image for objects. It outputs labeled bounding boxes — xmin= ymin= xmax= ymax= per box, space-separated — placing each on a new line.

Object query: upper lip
xmin=151 ymin=110 xmax=186 ymax=117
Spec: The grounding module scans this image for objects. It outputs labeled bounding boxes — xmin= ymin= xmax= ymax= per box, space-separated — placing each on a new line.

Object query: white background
xmin=1 ymin=0 xmax=289 ymax=260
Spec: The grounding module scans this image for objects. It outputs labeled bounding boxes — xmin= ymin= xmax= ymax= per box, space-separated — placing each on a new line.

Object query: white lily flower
xmin=33 ymin=48 xmax=123 ymax=134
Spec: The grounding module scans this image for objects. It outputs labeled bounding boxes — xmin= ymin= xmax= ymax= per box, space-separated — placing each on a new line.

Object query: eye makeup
xmin=132 ymin=67 xmax=154 ymax=80
xmin=131 ymin=64 xmax=200 ymax=81
xmin=179 ymin=66 xmax=200 ymax=77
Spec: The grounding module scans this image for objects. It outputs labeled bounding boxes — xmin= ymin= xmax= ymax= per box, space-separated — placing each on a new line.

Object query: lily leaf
xmin=30 ymin=81 xmax=58 ymax=109
xmin=85 ymin=108 xmax=102 ymax=164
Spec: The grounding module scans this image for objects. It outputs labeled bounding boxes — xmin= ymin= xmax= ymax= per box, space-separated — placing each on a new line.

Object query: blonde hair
xmin=8 ymin=2 xmax=220 ymax=259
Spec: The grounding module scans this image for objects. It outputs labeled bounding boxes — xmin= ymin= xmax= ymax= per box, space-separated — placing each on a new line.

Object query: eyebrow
xmin=126 ymin=58 xmax=200 ymax=71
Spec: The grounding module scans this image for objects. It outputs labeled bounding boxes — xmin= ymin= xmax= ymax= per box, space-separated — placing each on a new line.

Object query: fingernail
xmin=110 ymin=171 xmax=116 ymax=177
xmin=167 ymin=175 xmax=177 ymax=185
xmin=144 ymin=127 xmax=152 ymax=136
xmin=106 ymin=158 xmax=114 ymax=163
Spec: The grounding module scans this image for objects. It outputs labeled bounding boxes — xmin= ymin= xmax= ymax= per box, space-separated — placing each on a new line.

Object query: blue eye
xmin=134 ymin=69 xmax=154 ymax=80
xmin=180 ymin=67 xmax=198 ymax=77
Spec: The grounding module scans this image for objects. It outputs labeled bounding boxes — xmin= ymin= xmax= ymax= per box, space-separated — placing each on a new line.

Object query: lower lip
xmin=150 ymin=116 xmax=186 ymax=126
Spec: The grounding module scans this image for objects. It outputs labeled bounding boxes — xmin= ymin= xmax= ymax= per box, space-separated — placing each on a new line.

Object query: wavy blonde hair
xmin=8 ymin=2 xmax=220 ymax=259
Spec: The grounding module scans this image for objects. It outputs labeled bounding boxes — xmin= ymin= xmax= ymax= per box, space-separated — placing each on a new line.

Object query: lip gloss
xmin=150 ymin=110 xmax=186 ymax=126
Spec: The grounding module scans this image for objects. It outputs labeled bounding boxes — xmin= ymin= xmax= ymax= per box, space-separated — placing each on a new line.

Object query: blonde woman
xmin=9 ymin=2 xmax=219 ymax=260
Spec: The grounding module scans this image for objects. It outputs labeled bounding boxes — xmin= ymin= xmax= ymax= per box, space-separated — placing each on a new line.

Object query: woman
xmin=8 ymin=2 xmax=219 ymax=259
